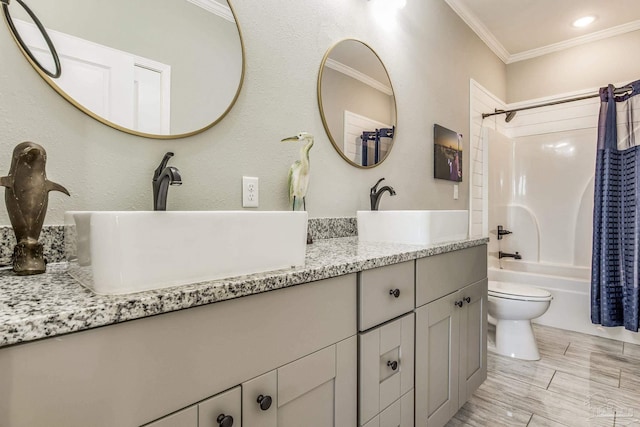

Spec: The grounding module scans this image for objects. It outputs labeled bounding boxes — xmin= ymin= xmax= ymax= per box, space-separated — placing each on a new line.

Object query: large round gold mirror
xmin=3 ymin=0 xmax=245 ymax=139
xmin=318 ymin=39 xmax=397 ymax=168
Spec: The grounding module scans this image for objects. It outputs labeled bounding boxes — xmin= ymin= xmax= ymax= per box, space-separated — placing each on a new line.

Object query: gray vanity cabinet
xmin=358 ymin=261 xmax=415 ymax=427
xmin=0 ymin=274 xmax=357 ymax=427
xmin=414 ymin=246 xmax=488 ymax=427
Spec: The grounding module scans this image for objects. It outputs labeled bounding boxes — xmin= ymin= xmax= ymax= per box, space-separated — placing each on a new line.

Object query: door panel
xmin=243 ymin=371 xmax=277 ymax=427
xmin=198 ymin=386 xmax=241 ymax=427
xmin=277 ymin=336 xmax=357 ymax=427
xmin=458 ymin=279 xmax=488 ymax=404
xmin=278 ymin=345 xmax=335 ymax=407
xmin=359 ymin=313 xmax=414 ymax=425
xmin=415 ymin=293 xmax=460 ymax=427
xmin=277 ymin=380 xmax=335 ymax=427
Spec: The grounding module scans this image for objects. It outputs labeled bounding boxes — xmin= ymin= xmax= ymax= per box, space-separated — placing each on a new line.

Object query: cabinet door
xmin=362 ymin=391 xmax=414 ymax=427
xmin=243 ymin=370 xmax=277 ymax=427
xmin=359 ymin=313 xmax=414 ymax=425
xmin=415 ymin=292 xmax=460 ymax=427
xmin=277 ymin=336 xmax=357 ymax=427
xmin=198 ymin=386 xmax=241 ymax=427
xmin=458 ymin=279 xmax=488 ymax=404
xmin=143 ymin=406 xmax=197 ymax=427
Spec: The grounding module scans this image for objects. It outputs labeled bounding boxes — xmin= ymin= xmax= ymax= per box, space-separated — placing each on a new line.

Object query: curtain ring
xmin=3 ymin=0 xmax=61 ymax=78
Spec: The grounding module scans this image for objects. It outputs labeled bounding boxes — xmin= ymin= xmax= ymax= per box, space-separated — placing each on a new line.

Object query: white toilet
xmin=488 ymin=280 xmax=553 ymax=361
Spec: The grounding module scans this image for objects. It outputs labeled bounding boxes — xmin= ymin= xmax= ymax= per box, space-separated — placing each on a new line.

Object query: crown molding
xmin=446 ymin=0 xmax=640 ymax=65
xmin=325 ymin=58 xmax=393 ymax=96
xmin=187 ymin=0 xmax=234 ymax=23
xmin=507 ymin=20 xmax=640 ymax=63
xmin=444 ymin=0 xmax=510 ymax=63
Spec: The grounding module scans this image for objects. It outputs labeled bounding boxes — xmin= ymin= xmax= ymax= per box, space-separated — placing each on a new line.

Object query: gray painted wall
xmin=507 ymin=30 xmax=640 ymax=103
xmin=0 ymin=0 xmax=506 ymax=224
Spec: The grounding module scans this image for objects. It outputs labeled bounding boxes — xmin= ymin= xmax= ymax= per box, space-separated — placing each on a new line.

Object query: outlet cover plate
xmin=243 ymin=176 xmax=259 ymax=208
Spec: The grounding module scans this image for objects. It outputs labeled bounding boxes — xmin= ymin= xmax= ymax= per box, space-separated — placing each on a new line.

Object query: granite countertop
xmin=0 ymin=236 xmax=488 ymax=348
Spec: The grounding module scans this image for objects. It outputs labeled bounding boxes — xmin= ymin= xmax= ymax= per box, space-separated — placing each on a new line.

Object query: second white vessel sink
xmin=357 ymin=210 xmax=468 ymax=245
xmin=65 ymin=211 xmax=308 ymax=295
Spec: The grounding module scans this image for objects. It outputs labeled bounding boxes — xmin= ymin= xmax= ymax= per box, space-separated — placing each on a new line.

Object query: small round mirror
xmin=318 ymin=39 xmax=397 ymax=168
xmin=3 ymin=0 xmax=245 ymax=139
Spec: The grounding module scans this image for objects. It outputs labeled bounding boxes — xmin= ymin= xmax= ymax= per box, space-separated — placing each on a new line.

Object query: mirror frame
xmin=3 ymin=0 xmax=246 ymax=140
xmin=317 ymin=38 xmax=398 ymax=169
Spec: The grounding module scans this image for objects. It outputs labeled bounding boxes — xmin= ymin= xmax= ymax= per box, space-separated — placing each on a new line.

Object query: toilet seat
xmin=488 ymin=280 xmax=552 ymax=302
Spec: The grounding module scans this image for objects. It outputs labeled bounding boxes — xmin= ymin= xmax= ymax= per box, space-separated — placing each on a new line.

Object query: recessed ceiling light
xmin=572 ymin=16 xmax=596 ymax=28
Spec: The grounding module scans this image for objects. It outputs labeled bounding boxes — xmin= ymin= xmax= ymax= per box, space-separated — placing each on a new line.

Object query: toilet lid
xmin=488 ymin=280 xmax=552 ymax=301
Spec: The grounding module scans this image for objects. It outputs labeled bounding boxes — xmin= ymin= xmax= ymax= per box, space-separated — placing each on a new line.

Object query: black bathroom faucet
xmin=152 ymin=152 xmax=182 ymax=211
xmin=370 ymin=178 xmax=396 ymax=210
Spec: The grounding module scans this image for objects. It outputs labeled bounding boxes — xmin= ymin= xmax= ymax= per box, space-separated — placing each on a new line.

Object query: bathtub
xmin=489 ymin=260 xmax=640 ymax=345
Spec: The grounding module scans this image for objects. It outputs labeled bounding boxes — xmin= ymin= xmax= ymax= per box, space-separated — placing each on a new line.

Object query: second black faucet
xmin=370 ymin=178 xmax=396 ymax=210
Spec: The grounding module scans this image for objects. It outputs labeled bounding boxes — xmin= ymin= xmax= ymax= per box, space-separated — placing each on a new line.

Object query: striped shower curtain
xmin=591 ymin=80 xmax=640 ymax=332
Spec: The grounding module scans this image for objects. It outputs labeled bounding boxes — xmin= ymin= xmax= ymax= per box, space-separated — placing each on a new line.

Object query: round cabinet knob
xmin=257 ymin=394 xmax=272 ymax=411
xmin=216 ymin=414 xmax=234 ymax=427
xmin=464 ymin=297 xmax=471 ymax=304
xmin=455 ymin=300 xmax=464 ymax=308
xmin=389 ymin=289 xmax=401 ymax=298
xmin=387 ymin=360 xmax=398 ymax=371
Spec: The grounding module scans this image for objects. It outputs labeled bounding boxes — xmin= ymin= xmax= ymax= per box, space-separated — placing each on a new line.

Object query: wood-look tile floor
xmin=446 ymin=324 xmax=640 ymax=427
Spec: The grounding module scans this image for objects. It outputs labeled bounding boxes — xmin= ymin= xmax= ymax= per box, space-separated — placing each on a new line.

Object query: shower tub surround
xmin=0 ymin=232 xmax=486 ymax=347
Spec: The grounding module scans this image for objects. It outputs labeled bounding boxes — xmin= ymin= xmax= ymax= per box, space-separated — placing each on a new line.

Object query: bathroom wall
xmin=0 ymin=0 xmax=506 ymax=225
xmin=507 ymin=30 xmax=640 ymax=103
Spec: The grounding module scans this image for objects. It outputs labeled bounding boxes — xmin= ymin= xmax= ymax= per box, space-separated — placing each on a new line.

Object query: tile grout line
xmin=546 ymin=369 xmax=557 ymax=390
xmin=525 ymin=413 xmax=534 ymax=426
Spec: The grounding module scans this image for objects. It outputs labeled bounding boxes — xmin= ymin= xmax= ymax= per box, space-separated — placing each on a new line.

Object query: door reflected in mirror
xmin=4 ymin=0 xmax=244 ymax=139
xmin=318 ymin=39 xmax=397 ymax=168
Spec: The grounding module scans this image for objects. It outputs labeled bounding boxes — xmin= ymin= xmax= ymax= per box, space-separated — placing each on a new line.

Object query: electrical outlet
xmin=242 ymin=176 xmax=259 ymax=208
xmin=453 ymin=184 xmax=459 ymax=200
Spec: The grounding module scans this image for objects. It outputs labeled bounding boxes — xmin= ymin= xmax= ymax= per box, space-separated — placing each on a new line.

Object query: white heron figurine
xmin=281 ymin=132 xmax=314 ymax=211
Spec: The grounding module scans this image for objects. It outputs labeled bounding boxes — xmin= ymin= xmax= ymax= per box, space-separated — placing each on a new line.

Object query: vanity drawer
xmin=359 ymin=261 xmax=415 ymax=331
xmin=359 ymin=312 xmax=414 ymax=425
xmin=416 ymin=245 xmax=487 ymax=307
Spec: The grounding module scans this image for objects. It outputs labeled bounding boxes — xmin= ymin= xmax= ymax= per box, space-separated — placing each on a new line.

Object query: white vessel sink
xmin=357 ymin=210 xmax=468 ymax=245
xmin=64 ymin=211 xmax=308 ymax=295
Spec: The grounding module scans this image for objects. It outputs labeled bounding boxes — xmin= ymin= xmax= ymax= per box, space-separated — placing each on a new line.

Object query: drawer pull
xmin=464 ymin=296 xmax=471 ymax=304
xmin=389 ymin=289 xmax=401 ymax=298
xmin=216 ymin=414 xmax=234 ymax=427
xmin=455 ymin=300 xmax=464 ymax=308
xmin=257 ymin=394 xmax=272 ymax=411
xmin=387 ymin=360 xmax=399 ymax=371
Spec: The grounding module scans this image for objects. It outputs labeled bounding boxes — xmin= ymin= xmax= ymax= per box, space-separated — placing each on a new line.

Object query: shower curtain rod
xmin=482 ymin=85 xmax=633 ymax=120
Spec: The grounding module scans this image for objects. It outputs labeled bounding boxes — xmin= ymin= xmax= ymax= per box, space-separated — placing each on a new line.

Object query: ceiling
xmin=445 ymin=0 xmax=640 ymax=64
